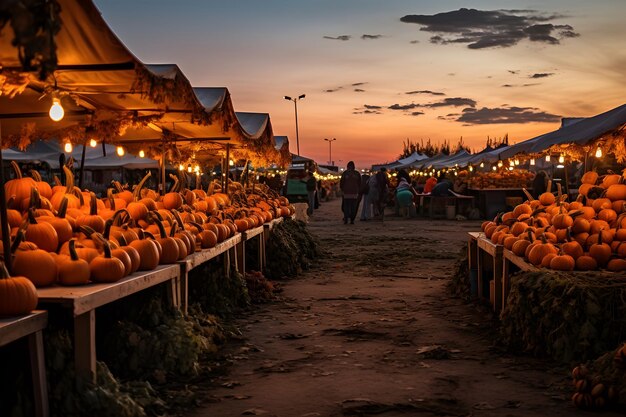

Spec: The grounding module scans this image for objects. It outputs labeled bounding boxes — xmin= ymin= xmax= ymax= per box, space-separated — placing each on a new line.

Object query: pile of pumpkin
xmin=481 ymin=171 xmax=626 ymax=272
xmin=0 ymin=163 xmax=294 ymax=318
xmin=571 ymin=364 xmax=619 ymax=410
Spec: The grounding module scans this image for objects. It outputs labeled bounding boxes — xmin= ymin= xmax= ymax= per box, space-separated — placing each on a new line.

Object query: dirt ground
xmin=190 ymin=198 xmax=617 ymax=417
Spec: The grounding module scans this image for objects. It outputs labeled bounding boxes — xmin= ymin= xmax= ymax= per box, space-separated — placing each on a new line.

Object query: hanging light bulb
xmin=492 ymin=166 xmax=497 ymax=171
xmin=595 ymin=147 xmax=603 ymax=158
xmin=508 ymin=167 xmax=514 ymax=171
xmin=116 ymin=146 xmax=125 ymax=156
xmin=514 ymin=159 xmax=520 ymax=166
xmin=509 ymin=160 xmax=514 ymax=167
xmin=179 ymin=164 xmax=184 ymax=171
xmin=530 ymin=158 xmax=536 ymax=166
xmin=497 ymin=161 xmax=503 ymax=168
xmin=480 ymin=162 xmax=484 ymax=168
xmin=559 ymin=154 xmax=565 ymax=163
xmin=49 ymin=97 xmax=64 ymax=122
xmin=468 ymin=165 xmax=473 ymax=172
xmin=229 ymin=160 xmax=234 ymax=166
xmin=89 ymin=139 xmax=97 ymax=148
xmin=194 ymin=165 xmax=200 ymax=173
xmin=139 ymin=150 xmax=145 ymax=158
xmin=545 ymin=154 xmax=551 ymax=162
xmin=64 ymin=141 xmax=73 ymax=153
xmin=187 ymin=164 xmax=192 ymax=173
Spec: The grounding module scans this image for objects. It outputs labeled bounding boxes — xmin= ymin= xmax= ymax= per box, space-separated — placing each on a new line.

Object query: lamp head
xmin=283 ymin=96 xmax=292 ymax=101
xmin=298 ymin=94 xmax=306 ymax=100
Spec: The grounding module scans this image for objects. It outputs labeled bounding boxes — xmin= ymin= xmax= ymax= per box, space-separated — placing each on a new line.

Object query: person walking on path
xmin=374 ymin=167 xmax=389 ymax=216
xmin=359 ymin=173 xmax=371 ymax=221
xmin=340 ymin=161 xmax=361 ymax=224
xmin=302 ymin=169 xmax=317 ymax=216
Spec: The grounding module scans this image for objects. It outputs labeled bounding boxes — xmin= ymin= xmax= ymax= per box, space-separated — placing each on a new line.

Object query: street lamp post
xmin=283 ymin=94 xmax=305 ymax=155
xmin=324 ymin=137 xmax=336 ymax=166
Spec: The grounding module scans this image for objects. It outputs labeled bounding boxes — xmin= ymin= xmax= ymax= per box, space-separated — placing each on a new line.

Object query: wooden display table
xmin=37 ymin=265 xmax=180 ymax=383
xmin=468 ymin=187 xmax=528 ymax=220
xmin=476 ymin=235 xmax=504 ymax=312
xmin=501 ymin=249 xmax=539 ymax=312
xmin=0 ymin=311 xmax=49 ymax=417
xmin=467 ymin=232 xmax=480 ymax=297
xmin=240 ymin=225 xmax=266 ymax=273
xmin=178 ymin=233 xmax=241 ymax=313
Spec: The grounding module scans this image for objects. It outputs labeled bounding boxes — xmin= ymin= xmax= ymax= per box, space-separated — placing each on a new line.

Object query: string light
xmin=514 ymin=159 xmax=520 ymax=166
xmin=595 ymin=147 xmax=603 ymax=158
xmin=509 ymin=160 xmax=514 ymax=167
xmin=64 ymin=141 xmax=73 ymax=153
xmin=49 ymin=97 xmax=64 ymax=122
xmin=508 ymin=167 xmax=514 ymax=171
xmin=480 ymin=162 xmax=484 ymax=168
xmin=194 ymin=165 xmax=200 ymax=173
xmin=179 ymin=164 xmax=184 ymax=171
xmin=497 ymin=161 xmax=503 ymax=168
xmin=530 ymin=158 xmax=536 ymax=166
xmin=492 ymin=166 xmax=497 ymax=171
xmin=229 ymin=160 xmax=234 ymax=166
xmin=558 ymin=154 xmax=565 ymax=163
xmin=187 ymin=164 xmax=192 ymax=173
xmin=116 ymin=146 xmax=125 ymax=156
xmin=138 ymin=150 xmax=145 ymax=158
xmin=545 ymin=154 xmax=551 ymax=162
xmin=89 ymin=139 xmax=97 ymax=148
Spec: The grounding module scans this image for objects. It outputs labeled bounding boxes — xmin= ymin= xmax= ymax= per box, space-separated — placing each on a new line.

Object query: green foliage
xmin=448 ymin=243 xmax=471 ymax=301
xmin=265 ymin=219 xmax=321 ymax=280
xmin=188 ymin=259 xmax=250 ymax=317
xmin=500 ymin=270 xmax=626 ymax=364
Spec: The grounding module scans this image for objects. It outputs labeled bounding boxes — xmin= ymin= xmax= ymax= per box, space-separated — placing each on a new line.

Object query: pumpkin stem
xmin=10 ymin=161 xmax=23 ymax=179
xmin=132 ymin=172 xmax=152 ymax=202
xmin=117 ymin=234 xmax=128 ymax=246
xmin=153 ymin=217 xmax=168 ymax=239
xmin=53 ymin=175 xmax=62 ymax=186
xmin=168 ymin=174 xmax=180 ymax=193
xmin=68 ymin=239 xmax=80 ymax=261
xmin=27 ymin=208 xmax=38 ymax=225
xmin=112 ymin=181 xmax=124 ymax=193
xmin=101 ymin=240 xmax=112 ymax=258
xmin=89 ymin=192 xmax=98 ymax=215
xmin=169 ymin=220 xmax=178 ymax=237
xmin=170 ymin=210 xmax=185 ymax=229
xmin=79 ymin=225 xmax=97 ymax=239
xmin=29 ymin=169 xmax=43 ymax=182
xmin=526 ymin=228 xmax=534 ymax=243
xmin=196 ymin=174 xmax=201 ymax=190
xmin=188 ymin=221 xmax=204 ymax=233
xmin=63 ymin=166 xmax=74 ymax=194
xmin=207 ymin=180 xmax=216 ymax=196
xmin=143 ymin=230 xmax=157 ymax=240
xmin=547 ymin=180 xmax=552 ymax=195
xmin=10 ymin=229 xmax=25 ymax=254
xmin=598 ymin=228 xmax=604 ymax=245
xmin=111 ymin=209 xmax=131 ymax=226
xmin=0 ymin=260 xmax=11 ymax=279
xmin=103 ymin=219 xmax=113 ymax=240
xmin=556 ymin=183 xmax=562 ymax=206
xmin=565 ymin=227 xmax=573 ymax=242
xmin=29 ymin=186 xmax=41 ymax=209
xmin=151 ymin=210 xmax=164 ymax=222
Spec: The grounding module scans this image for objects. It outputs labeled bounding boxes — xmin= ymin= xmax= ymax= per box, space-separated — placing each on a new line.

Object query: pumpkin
xmin=29 ymin=169 xmax=53 ymax=199
xmin=115 ymin=237 xmax=141 ymax=275
xmin=57 ymin=239 xmax=91 ymax=286
xmin=527 ymin=235 xmax=558 ymax=266
xmin=12 ymin=231 xmax=57 ymax=287
xmin=112 ymin=181 xmax=134 ymax=205
xmin=129 ymin=235 xmax=160 ymax=271
xmin=550 ymin=253 xmax=575 ymax=271
xmin=75 ymin=192 xmax=105 ymax=233
xmin=588 ymin=231 xmax=611 ymax=267
xmin=602 ymin=174 xmax=621 ymax=188
xmin=576 ymin=255 xmax=597 ymax=271
xmin=562 ymin=229 xmax=584 ymax=259
xmin=5 ymin=161 xmax=37 ymax=210
xmin=151 ymin=216 xmax=180 ymax=264
xmin=606 ymin=184 xmax=626 ymax=202
xmin=607 ymin=258 xmax=626 ymax=272
xmin=24 ymin=209 xmax=59 ymax=253
xmin=581 ymin=171 xmax=599 ymax=185
xmin=0 ymin=261 xmax=38 ymax=317
xmin=89 ymin=241 xmax=126 ymax=283
xmin=126 ymin=172 xmax=152 ymax=221
xmin=111 ymin=247 xmax=132 ymax=277
xmin=50 ymin=167 xmax=82 ymax=210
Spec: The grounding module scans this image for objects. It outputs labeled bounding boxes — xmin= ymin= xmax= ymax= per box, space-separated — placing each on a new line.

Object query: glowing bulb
xmin=558 ymin=154 xmax=565 ymax=163
xmin=509 ymin=160 xmax=514 ymax=167
xmin=497 ymin=161 xmax=503 ymax=168
xmin=508 ymin=167 xmax=514 ymax=171
xmin=514 ymin=159 xmax=520 ymax=166
xmin=116 ymin=146 xmax=125 ymax=156
xmin=229 ymin=160 xmax=234 ymax=166
xmin=89 ymin=139 xmax=97 ymax=148
xmin=480 ymin=162 xmax=484 ymax=168
xmin=469 ymin=165 xmax=473 ymax=172
xmin=64 ymin=141 xmax=73 ymax=153
xmin=187 ymin=164 xmax=192 ymax=173
xmin=530 ymin=158 xmax=536 ymax=166
xmin=595 ymin=147 xmax=603 ymax=158
xmin=194 ymin=165 xmax=200 ymax=173
xmin=179 ymin=164 xmax=184 ymax=171
xmin=139 ymin=150 xmax=145 ymax=158
xmin=557 ymin=164 xmax=565 ymax=169
xmin=49 ymin=97 xmax=64 ymax=122
xmin=492 ymin=166 xmax=497 ymax=171
xmin=545 ymin=155 xmax=551 ymax=162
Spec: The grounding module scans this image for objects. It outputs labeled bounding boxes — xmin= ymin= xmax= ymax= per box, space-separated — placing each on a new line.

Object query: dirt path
xmin=190 ymin=198 xmax=614 ymax=417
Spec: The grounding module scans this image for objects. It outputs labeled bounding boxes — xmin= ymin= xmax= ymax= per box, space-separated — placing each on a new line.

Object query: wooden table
xmin=476 ymin=235 xmax=504 ymax=312
xmin=468 ymin=188 xmax=528 ymax=220
xmin=502 ymin=249 xmax=539 ymax=313
xmin=0 ymin=311 xmax=49 ymax=417
xmin=37 ymin=265 xmax=180 ymax=383
xmin=467 ymin=232 xmax=480 ymax=297
xmin=178 ymin=233 xmax=241 ymax=313
xmin=241 ymin=225 xmax=266 ymax=273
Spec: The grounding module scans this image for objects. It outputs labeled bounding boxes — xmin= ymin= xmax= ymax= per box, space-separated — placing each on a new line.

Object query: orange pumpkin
xmin=5 ymin=161 xmax=37 ymax=210
xmin=576 ymin=255 xmax=597 ymax=271
xmin=75 ymin=192 xmax=105 ymax=233
xmin=588 ymin=232 xmax=612 ymax=267
xmin=24 ymin=209 xmax=59 ymax=253
xmin=0 ymin=261 xmax=38 ymax=317
xmin=89 ymin=242 xmax=126 ymax=283
xmin=549 ymin=253 xmax=575 ymax=271
xmin=57 ymin=239 xmax=91 ymax=286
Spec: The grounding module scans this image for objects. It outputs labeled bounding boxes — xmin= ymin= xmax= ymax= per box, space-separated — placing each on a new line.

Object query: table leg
xmin=493 ymin=251 xmax=504 ymax=313
xmin=477 ymin=249 xmax=484 ymax=300
xmin=28 ymin=330 xmax=49 ymax=417
xmin=167 ymin=275 xmax=180 ymax=309
xmin=236 ymin=240 xmax=245 ymax=273
xmin=180 ymin=266 xmax=188 ymax=315
xmin=74 ymin=310 xmax=96 ymax=384
xmin=224 ymin=249 xmax=231 ymax=278
xmin=501 ymin=258 xmax=510 ymax=317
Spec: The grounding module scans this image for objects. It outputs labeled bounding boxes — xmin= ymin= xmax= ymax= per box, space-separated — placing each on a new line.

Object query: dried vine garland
xmin=0 ymin=0 xmax=61 ymax=80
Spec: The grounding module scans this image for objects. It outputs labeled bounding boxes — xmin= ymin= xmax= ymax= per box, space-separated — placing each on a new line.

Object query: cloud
xmin=456 ymin=106 xmax=561 ymax=124
xmin=323 ymin=35 xmax=351 ymax=41
xmin=323 ymin=87 xmax=343 ymax=93
xmin=361 ymin=34 xmax=383 ymax=40
xmin=410 ymin=111 xmax=425 ymax=116
xmin=364 ymin=104 xmax=382 ymax=109
xmin=405 ymin=90 xmax=445 ymax=96
xmin=353 ymin=104 xmax=383 ymax=115
xmin=501 ymin=83 xmax=539 ymax=88
xmin=508 ymin=70 xmax=519 ymax=74
xmin=389 ymin=103 xmax=420 ymax=111
xmin=354 ymin=88 xmax=366 ymax=92
xmin=410 ymin=40 xmax=420 ymax=44
xmin=352 ymin=82 xmax=367 ymax=86
xmin=400 ymin=8 xmax=579 ymax=49
xmin=530 ymin=72 xmax=554 ymax=78
xmin=424 ymin=97 xmax=476 ymax=108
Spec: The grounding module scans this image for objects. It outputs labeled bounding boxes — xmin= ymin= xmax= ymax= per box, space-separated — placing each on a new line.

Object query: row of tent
xmin=372 ymin=103 xmax=626 ymax=171
xmin=0 ymin=0 xmax=290 ymax=165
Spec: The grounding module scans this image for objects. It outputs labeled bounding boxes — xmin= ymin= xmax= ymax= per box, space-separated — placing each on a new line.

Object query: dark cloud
xmin=352 ymin=82 xmax=367 ymax=86
xmin=424 ymin=97 xmax=477 ymax=108
xmin=364 ymin=104 xmax=382 ymax=109
xmin=405 ymin=90 xmax=445 ymax=96
xmin=361 ymin=34 xmax=383 ymax=40
xmin=456 ymin=106 xmax=561 ymax=124
xmin=323 ymin=35 xmax=351 ymax=41
xmin=354 ymin=89 xmax=365 ymax=92
xmin=353 ymin=105 xmax=382 ymax=115
xmin=400 ymin=8 xmax=579 ymax=49
xmin=410 ymin=40 xmax=420 ymax=44
xmin=409 ymin=111 xmax=425 ymax=116
xmin=502 ymin=84 xmax=514 ymax=88
xmin=508 ymin=70 xmax=519 ymax=74
xmin=323 ymin=87 xmax=343 ymax=93
xmin=530 ymin=72 xmax=554 ymax=78
xmin=389 ymin=103 xmax=420 ymax=111
xmin=502 ymin=83 xmax=540 ymax=88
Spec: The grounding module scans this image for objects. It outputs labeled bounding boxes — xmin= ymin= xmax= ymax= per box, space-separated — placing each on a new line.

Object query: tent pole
xmin=161 ymin=136 xmax=166 ymax=196
xmin=243 ymin=159 xmax=249 ymax=187
xmin=101 ymin=141 xmax=107 ymax=157
xmin=564 ymin=160 xmax=570 ymax=198
xmin=220 ymin=154 xmax=225 ymax=191
xmin=225 ymin=144 xmax=230 ymax=197
xmin=0 ymin=123 xmax=12 ymax=272
xmin=78 ymin=138 xmax=87 ymax=189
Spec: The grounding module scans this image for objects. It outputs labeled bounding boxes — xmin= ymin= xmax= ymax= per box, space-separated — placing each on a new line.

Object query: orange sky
xmin=94 ymin=1 xmax=626 ymax=169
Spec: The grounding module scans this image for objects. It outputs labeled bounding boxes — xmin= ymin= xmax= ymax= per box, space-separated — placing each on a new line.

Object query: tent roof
xmin=429 ymin=150 xmax=472 ymax=169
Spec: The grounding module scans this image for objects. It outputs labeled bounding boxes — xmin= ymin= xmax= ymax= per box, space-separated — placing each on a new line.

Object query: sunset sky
xmin=94 ymin=0 xmax=626 ymax=168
